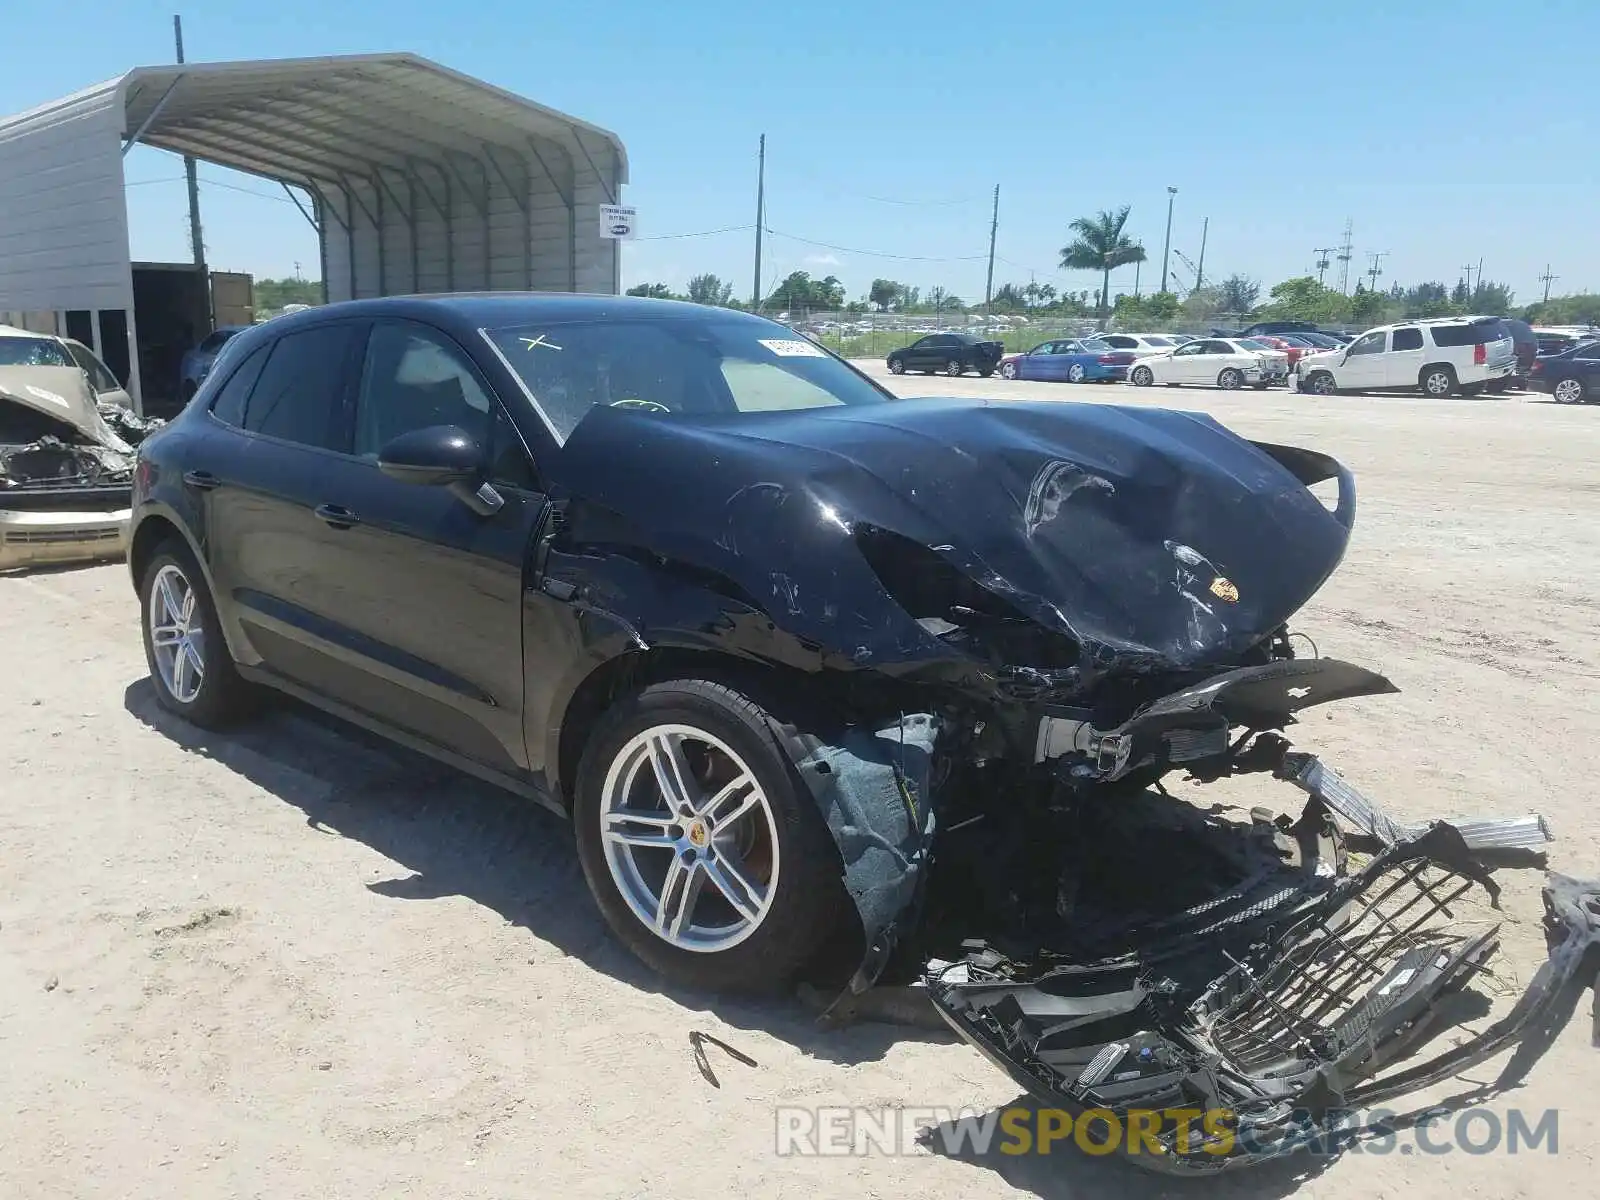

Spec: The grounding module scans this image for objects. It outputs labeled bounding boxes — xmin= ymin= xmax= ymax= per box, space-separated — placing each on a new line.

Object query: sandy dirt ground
xmin=3 ymin=373 xmax=1599 ymax=1199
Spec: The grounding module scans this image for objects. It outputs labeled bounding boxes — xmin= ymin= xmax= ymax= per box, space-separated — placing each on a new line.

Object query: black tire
xmin=887 ymin=358 xmax=906 ymax=375
xmin=1217 ymin=368 xmax=1244 ymax=390
xmin=572 ymin=677 xmax=849 ymax=994
xmin=1419 ymin=364 xmax=1458 ymax=397
xmin=1460 ymin=382 xmax=1485 ymax=397
xmin=138 ymin=539 xmax=255 ymax=729
xmin=1252 ymin=381 xmax=1270 ymax=390
xmin=977 ymin=366 xmax=995 ymax=378
xmin=944 ymin=359 xmax=965 ymax=376
xmin=1130 ymin=365 xmax=1154 ymax=387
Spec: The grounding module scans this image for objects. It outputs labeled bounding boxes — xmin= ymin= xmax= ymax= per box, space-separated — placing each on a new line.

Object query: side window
xmin=208 ymin=343 xmax=272 ymax=427
xmin=353 ymin=322 xmax=493 ymax=459
xmin=1348 ymin=332 xmax=1387 ymax=355
xmin=1103 ymin=336 xmax=1134 ymax=349
xmin=242 ymin=324 xmax=361 ymax=449
xmin=1392 ymin=328 xmax=1423 ymax=351
xmin=1202 ymin=341 xmax=1233 ymax=355
xmin=1174 ymin=342 xmax=1203 ymax=356
xmin=66 ymin=341 xmax=120 ymax=393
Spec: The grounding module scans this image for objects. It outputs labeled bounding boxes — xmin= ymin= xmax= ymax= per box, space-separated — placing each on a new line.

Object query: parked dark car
xmin=178 ymin=325 xmax=250 ymax=401
xmin=886 ymin=332 xmax=1003 ymax=377
xmin=1237 ymin=319 xmax=1322 ymax=337
xmin=1528 ymin=339 xmax=1600 ymax=403
xmin=126 ymin=293 xmax=1595 ymax=1174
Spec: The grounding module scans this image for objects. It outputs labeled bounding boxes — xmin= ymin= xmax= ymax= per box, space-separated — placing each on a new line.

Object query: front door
xmin=1339 ymin=330 xmax=1389 ymax=390
xmin=1166 ymin=340 xmax=1210 ymax=382
xmin=299 ymin=318 xmax=549 ymax=773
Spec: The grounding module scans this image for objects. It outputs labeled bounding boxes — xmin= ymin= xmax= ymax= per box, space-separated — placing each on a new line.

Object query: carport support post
xmin=408 ymin=178 xmax=419 ymax=292
xmin=124 ymin=304 xmax=144 ymax=417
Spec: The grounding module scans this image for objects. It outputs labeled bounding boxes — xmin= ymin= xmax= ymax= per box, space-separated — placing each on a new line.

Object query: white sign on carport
xmin=0 ymin=53 xmax=629 ymax=413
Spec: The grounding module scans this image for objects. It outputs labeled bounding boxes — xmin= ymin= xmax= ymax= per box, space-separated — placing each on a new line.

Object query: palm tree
xmin=1059 ymin=206 xmax=1147 ymax=322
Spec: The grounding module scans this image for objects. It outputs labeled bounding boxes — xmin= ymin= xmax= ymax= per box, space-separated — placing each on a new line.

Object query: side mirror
xmin=377 ymin=424 xmax=482 ymax=487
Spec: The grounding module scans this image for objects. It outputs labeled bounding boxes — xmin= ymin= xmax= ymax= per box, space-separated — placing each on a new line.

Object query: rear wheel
xmin=945 ymin=359 xmax=964 ymax=376
xmin=139 ymin=541 xmax=254 ymax=728
xmin=1217 ymin=368 xmax=1244 ymax=390
xmin=1130 ymin=365 xmax=1154 ymax=387
xmin=887 ymin=358 xmax=906 ymax=375
xmin=572 ymin=678 xmax=849 ymax=994
xmin=977 ymin=366 xmax=995 ymax=378
xmin=1420 ymin=365 xmax=1458 ymax=397
xmin=1461 ymin=382 xmax=1485 ymax=397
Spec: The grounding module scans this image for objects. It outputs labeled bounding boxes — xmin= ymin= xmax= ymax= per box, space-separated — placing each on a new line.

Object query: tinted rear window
xmin=1430 ymin=321 xmax=1507 ymax=347
xmin=242 ymin=325 xmax=361 ymax=449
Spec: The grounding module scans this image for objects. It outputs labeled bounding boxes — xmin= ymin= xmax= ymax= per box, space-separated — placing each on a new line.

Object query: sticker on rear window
xmin=758 ymin=338 xmax=827 ymax=358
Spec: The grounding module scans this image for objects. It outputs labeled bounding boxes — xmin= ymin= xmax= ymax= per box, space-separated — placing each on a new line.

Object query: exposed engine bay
xmin=0 ymin=366 xmax=145 ymax=492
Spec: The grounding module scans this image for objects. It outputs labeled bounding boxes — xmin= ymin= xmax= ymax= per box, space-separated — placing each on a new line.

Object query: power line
xmin=637 ymin=224 xmax=752 ymax=241
xmin=764 ymin=228 xmax=987 ymax=263
xmin=855 ymin=192 xmax=987 ymax=207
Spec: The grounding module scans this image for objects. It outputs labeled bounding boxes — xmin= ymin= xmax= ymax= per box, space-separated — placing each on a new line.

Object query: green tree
xmin=868 ymin=278 xmax=903 ymax=311
xmin=1259 ymin=276 xmax=1349 ymax=323
xmin=686 ymin=273 xmax=734 ymax=306
xmin=1349 ymin=283 xmax=1390 ymax=325
xmin=1059 ymin=206 xmax=1147 ymax=320
xmin=1216 ymin=274 xmax=1260 ymax=317
xmin=927 ymin=286 xmax=964 ymax=312
xmin=1143 ymin=290 xmax=1181 ymax=322
xmin=991 ymin=283 xmax=1026 ymax=311
xmin=1400 ymin=282 xmax=1456 ymax=318
xmin=812 ymin=275 xmax=846 ymax=309
xmin=254 ymin=277 xmax=322 ymax=312
xmin=626 ymin=282 xmax=674 ymax=299
xmin=1471 ymin=280 xmax=1513 ymax=315
xmin=1525 ymin=293 xmax=1600 ymax=324
xmin=1181 ymin=285 xmax=1223 ymax=323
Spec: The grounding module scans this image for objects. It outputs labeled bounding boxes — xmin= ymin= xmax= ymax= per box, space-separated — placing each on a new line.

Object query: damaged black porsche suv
xmin=131 ymin=295 xmax=1598 ymax=1172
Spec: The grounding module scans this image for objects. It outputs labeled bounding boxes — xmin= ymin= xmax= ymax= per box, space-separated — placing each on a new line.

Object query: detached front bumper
xmin=0 ymin=506 xmax=131 ymax=569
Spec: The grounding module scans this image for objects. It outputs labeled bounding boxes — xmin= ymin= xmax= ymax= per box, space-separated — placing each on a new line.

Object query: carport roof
xmin=3 ymin=52 xmax=626 ymax=191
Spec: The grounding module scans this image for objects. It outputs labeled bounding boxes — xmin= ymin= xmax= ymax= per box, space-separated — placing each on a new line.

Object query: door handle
xmin=182 ymin=469 xmax=220 ymax=490
xmin=313 ymin=503 xmax=361 ymax=529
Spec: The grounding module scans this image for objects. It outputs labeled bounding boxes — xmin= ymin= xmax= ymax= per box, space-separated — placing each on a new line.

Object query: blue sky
xmin=6 ymin=0 xmax=1596 ymax=306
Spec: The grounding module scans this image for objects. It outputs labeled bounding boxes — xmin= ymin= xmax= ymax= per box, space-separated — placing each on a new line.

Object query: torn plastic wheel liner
xmin=925 ymin=810 xmax=1600 ymax=1174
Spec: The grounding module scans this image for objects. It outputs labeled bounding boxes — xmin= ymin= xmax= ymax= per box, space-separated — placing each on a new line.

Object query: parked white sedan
xmin=1127 ymin=337 xmax=1288 ymax=390
xmin=1097 ymin=333 xmax=1184 ymax=358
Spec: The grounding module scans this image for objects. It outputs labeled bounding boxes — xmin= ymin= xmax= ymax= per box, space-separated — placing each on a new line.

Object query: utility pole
xmin=174 ymin=15 xmax=205 ymax=272
xmin=1366 ymin=251 xmax=1388 ymax=293
xmin=1160 ymin=186 xmax=1177 ymax=293
xmin=1313 ymin=247 xmax=1337 ymax=288
xmin=751 ymin=134 xmax=765 ymax=310
xmin=1540 ymin=264 xmax=1558 ymax=304
xmin=983 ymin=184 xmax=999 ymax=314
xmin=1193 ymin=217 xmax=1208 ymax=294
xmin=1337 ymin=218 xmax=1354 ymax=294
xmin=1460 ymin=262 xmax=1477 ymax=296
xmin=1134 ymin=252 xmax=1142 ymax=299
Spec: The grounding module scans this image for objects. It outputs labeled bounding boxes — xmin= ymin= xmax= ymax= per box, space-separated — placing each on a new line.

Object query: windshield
xmin=483 ymin=318 xmax=891 ymax=442
xmin=0 ymin=336 xmax=74 ymax=368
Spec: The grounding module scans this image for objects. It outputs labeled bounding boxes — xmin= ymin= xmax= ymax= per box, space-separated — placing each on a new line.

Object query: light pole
xmin=1160 ymin=186 xmax=1177 ymax=294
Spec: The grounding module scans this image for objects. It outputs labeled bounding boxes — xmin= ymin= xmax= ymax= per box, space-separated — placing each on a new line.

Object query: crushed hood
xmin=552 ymin=398 xmax=1353 ymax=674
xmin=0 ymin=366 xmax=132 ymax=452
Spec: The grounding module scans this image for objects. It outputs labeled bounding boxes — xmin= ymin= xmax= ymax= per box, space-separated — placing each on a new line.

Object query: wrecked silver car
xmin=125 ymin=297 xmax=1596 ymax=1173
xmin=0 ymin=363 xmax=141 ymax=569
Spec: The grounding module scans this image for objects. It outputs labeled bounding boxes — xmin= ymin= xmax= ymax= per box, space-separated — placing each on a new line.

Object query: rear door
xmin=293 ymin=318 xmax=549 ymax=772
xmin=1384 ymin=326 xmax=1426 ymax=387
xmin=198 ymin=320 xmax=371 ymax=697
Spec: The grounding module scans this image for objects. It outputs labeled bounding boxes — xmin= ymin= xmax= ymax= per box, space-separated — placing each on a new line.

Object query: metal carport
xmin=0 ymin=53 xmax=627 ymax=413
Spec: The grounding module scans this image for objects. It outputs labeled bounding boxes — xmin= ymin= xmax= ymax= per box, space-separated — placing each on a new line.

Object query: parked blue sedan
xmin=997 ymin=338 xmax=1138 ymax=382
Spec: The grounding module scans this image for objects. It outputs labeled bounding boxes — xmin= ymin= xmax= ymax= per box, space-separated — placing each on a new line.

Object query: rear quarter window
xmin=1430 ymin=322 xmax=1506 ymax=347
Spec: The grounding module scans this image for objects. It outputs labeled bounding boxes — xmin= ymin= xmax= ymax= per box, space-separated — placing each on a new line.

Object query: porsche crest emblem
xmin=1209 ymin=576 xmax=1240 ymax=603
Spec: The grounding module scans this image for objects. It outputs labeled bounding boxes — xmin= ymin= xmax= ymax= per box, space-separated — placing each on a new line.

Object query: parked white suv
xmin=1295 ymin=317 xmax=1515 ymax=397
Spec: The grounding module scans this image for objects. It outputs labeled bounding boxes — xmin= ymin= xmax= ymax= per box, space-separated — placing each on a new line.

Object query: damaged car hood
xmin=553 ymin=398 xmax=1353 ymax=674
xmin=0 ymin=366 xmax=133 ymax=453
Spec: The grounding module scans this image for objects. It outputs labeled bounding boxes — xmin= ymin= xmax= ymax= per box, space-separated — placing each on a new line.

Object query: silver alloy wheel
xmin=1001 ymin=361 xmax=1017 ymax=379
xmin=1068 ymin=363 xmax=1087 ymax=383
xmin=148 ymin=563 xmax=205 ymax=704
xmin=1554 ymin=377 xmax=1583 ymax=404
xmin=1131 ymin=366 xmax=1153 ymax=387
xmin=889 ymin=359 xmax=905 ymax=375
xmin=945 ymin=359 xmax=963 ymax=376
xmin=1219 ymin=368 xmax=1243 ymax=390
xmin=1311 ymin=373 xmax=1336 ymax=395
xmin=1423 ymin=370 xmax=1453 ymax=396
xmin=598 ymin=724 xmax=781 ymax=953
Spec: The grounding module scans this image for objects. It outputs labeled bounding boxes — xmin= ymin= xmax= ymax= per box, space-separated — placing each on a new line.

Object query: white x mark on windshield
xmin=519 ymin=333 xmax=563 ymax=352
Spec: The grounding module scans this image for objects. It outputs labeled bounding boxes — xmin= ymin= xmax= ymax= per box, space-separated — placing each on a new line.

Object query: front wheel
xmin=1130 ymin=365 xmax=1154 ymax=387
xmin=1306 ymin=372 xmax=1337 ymax=396
xmin=944 ymin=359 xmax=965 ymax=376
xmin=572 ymin=678 xmax=849 ymax=994
xmin=1000 ymin=361 xmax=1018 ymax=379
xmin=887 ymin=358 xmax=906 ymax=375
xmin=1067 ymin=363 xmax=1088 ymax=383
xmin=1217 ymin=368 xmax=1244 ymax=390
